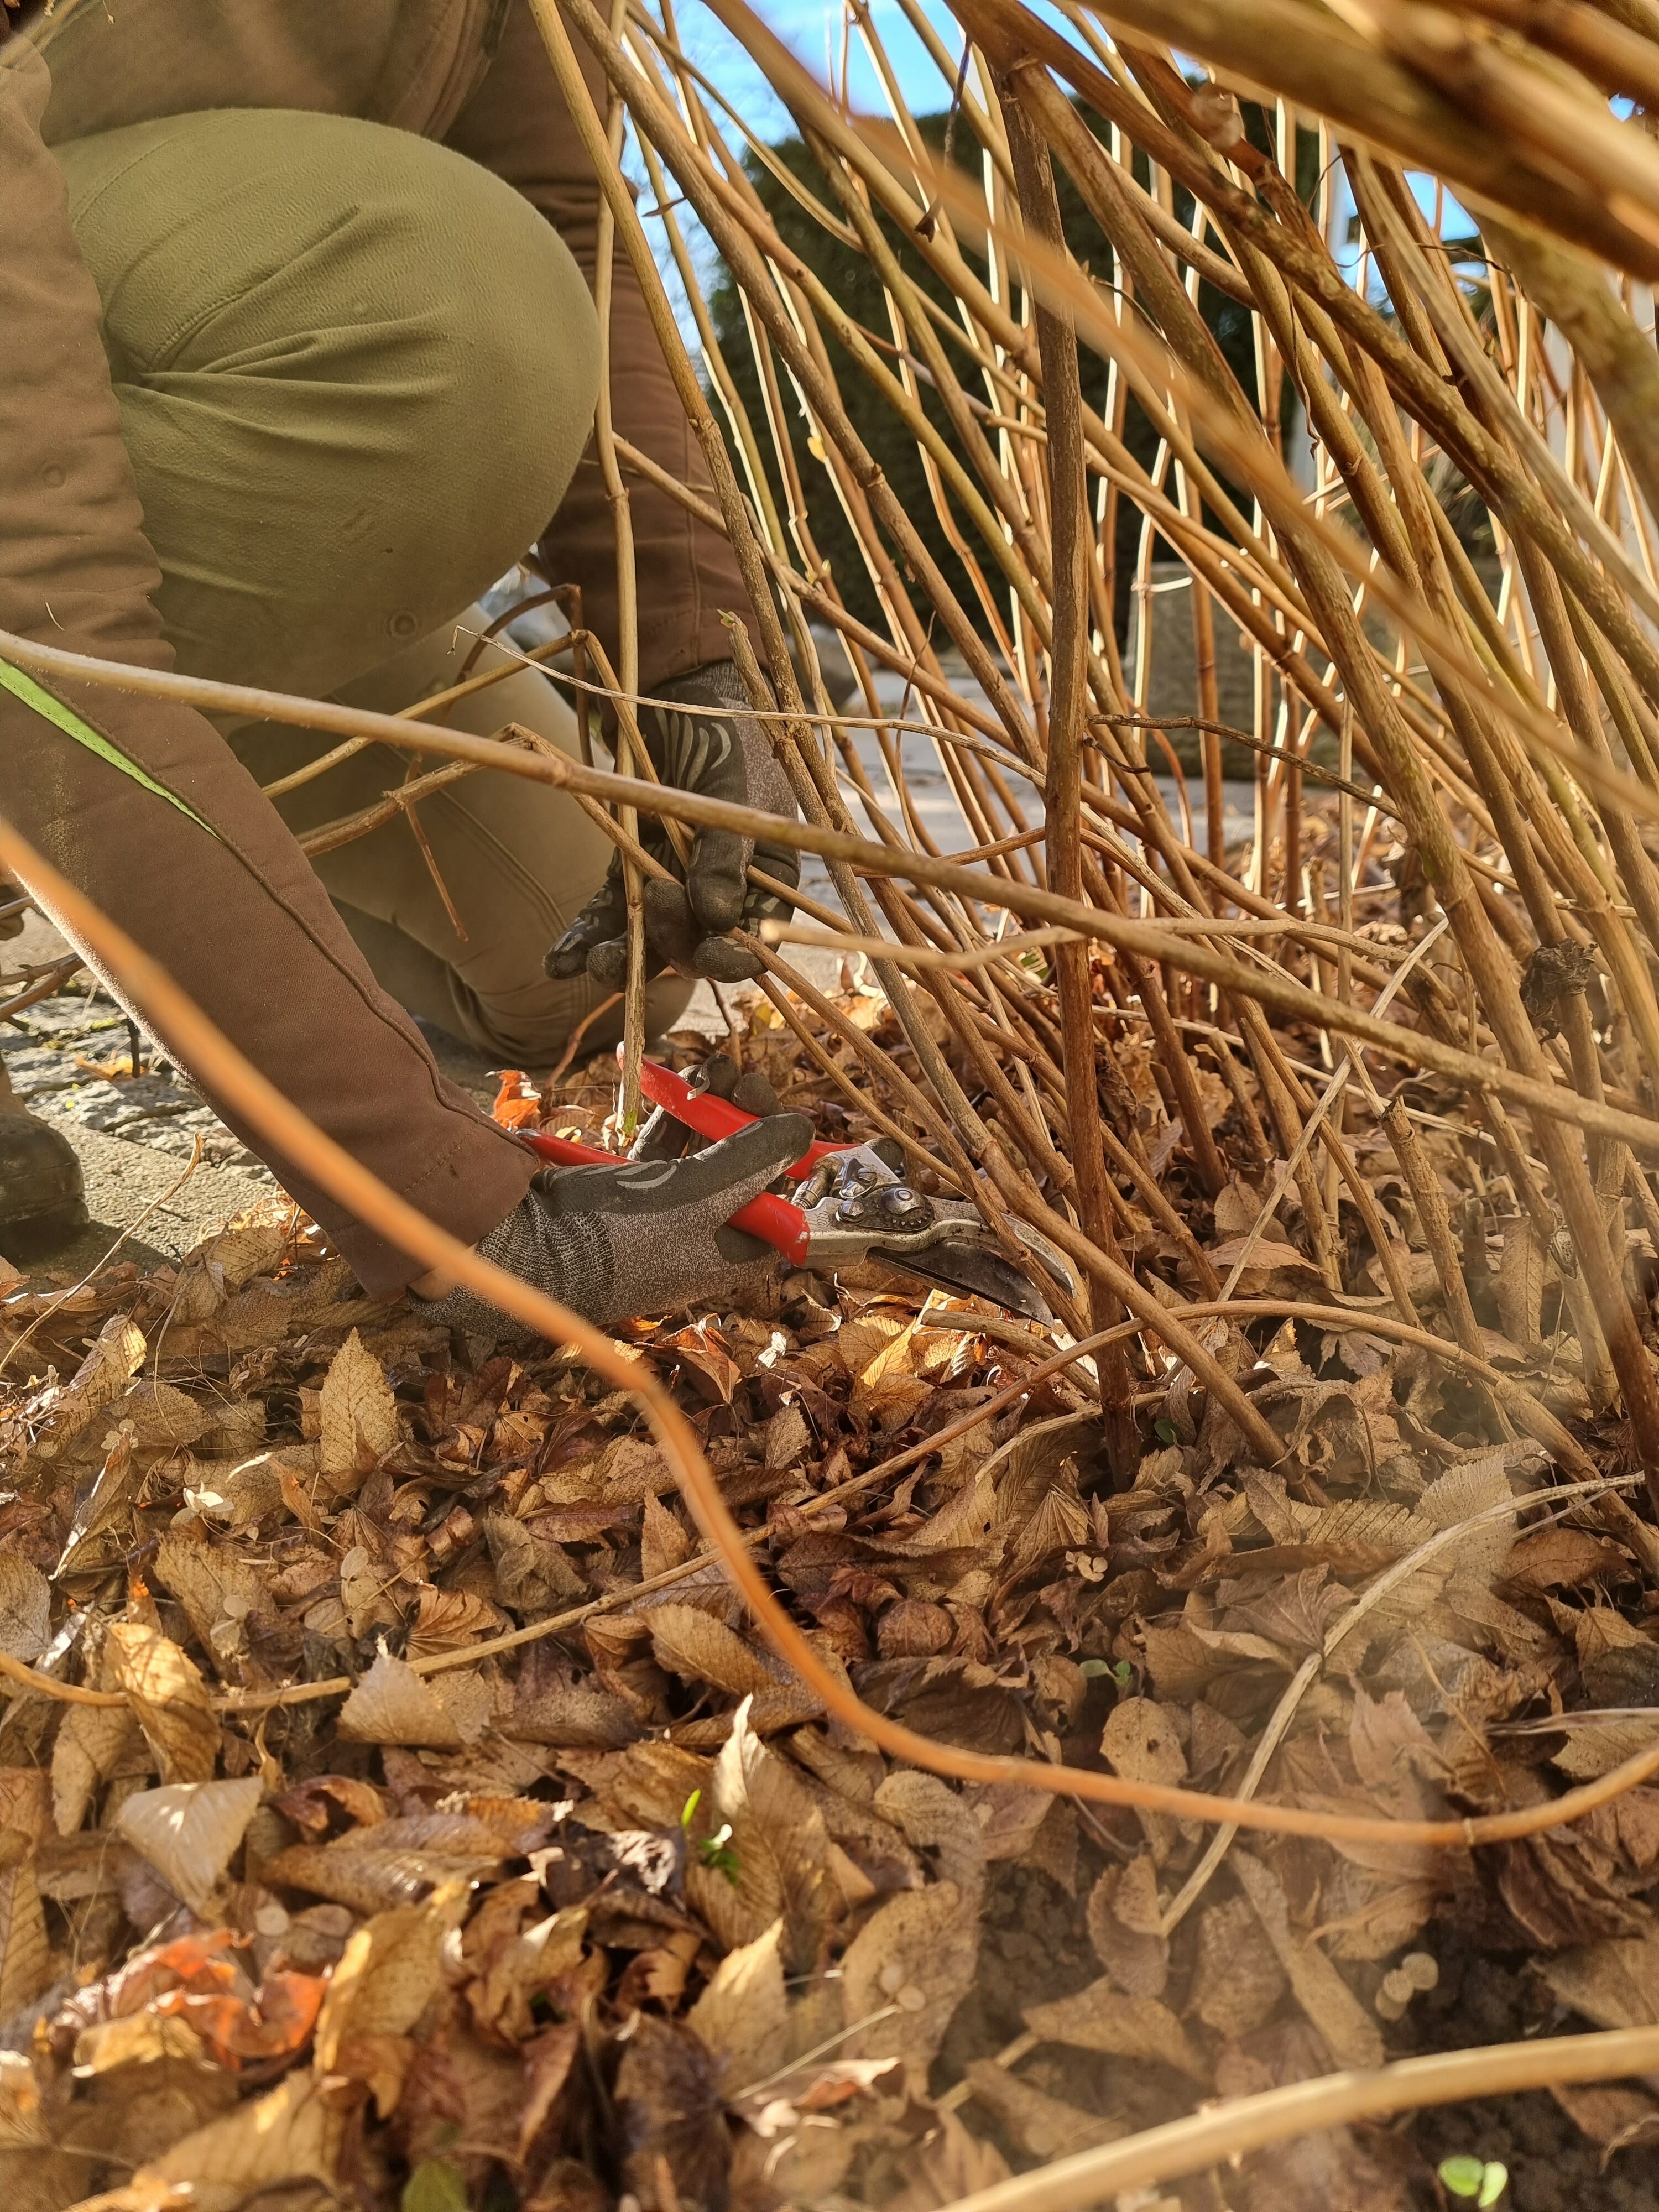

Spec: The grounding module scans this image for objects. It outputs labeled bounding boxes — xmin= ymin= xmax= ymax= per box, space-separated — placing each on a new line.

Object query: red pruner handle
xmin=517 ymin=1129 xmax=811 ymax=1267
xmin=638 ymin=1058 xmax=849 ymax=1176
xmin=519 ymin=1130 xmax=612 ymax=1169
xmin=724 ymin=1188 xmax=811 ymax=1266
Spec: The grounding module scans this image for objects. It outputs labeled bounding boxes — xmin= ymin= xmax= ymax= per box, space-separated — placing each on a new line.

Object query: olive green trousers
xmin=56 ymin=102 xmax=687 ymax=1061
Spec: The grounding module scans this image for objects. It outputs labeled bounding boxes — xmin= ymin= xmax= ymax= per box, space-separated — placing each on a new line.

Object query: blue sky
xmin=668 ymin=0 xmax=979 ymax=140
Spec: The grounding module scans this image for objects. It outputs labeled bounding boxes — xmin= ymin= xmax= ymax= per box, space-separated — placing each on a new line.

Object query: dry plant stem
xmin=972 ymin=1 xmax=1659 ymax=775
xmin=937 ymin=2026 xmax=1659 ymax=2212
xmin=1380 ymin=9 xmax=1659 ymax=245
xmin=950 ymin=1155 xmax=1288 ymax=1462
xmin=545 ymin=990 xmax=624 ymax=1088
xmin=609 ymin=432 xmax=1013 ymax=744
xmin=1003 ymin=81 xmax=1136 ymax=1467
xmin=752 ymin=974 xmax=952 ymax=1185
xmin=592 ymin=0 xmax=647 ymax=1135
xmin=1082 ymin=858 xmax=1229 ymax=1198
xmin=1216 ymin=924 xmax=1448 ymax=1314
xmin=296 ymin=757 xmax=481 ymax=858
xmin=598 ymin=0 xmax=1040 ymax=766
xmin=717 ymin=622 xmax=1000 ymax=1183
xmin=745 ymin=942 xmax=979 ymax=1194
xmin=1235 ymin=998 xmax=1345 ymax=1293
xmin=0 ymin=955 xmax=82 ymax=1023
xmin=904 ymin=131 xmax=1659 ymax=1483
xmin=1097 ymin=1118 xmax=1221 ymax=1296
xmin=1384 ymin=1098 xmax=1483 ymax=1357
xmin=767 ymin=919 xmax=1086 ymax=974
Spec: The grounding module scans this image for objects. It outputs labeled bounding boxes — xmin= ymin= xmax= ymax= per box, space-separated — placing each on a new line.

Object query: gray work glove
xmin=546 ymin=659 xmax=801 ymax=987
xmin=415 ymin=1107 xmax=812 ymax=1343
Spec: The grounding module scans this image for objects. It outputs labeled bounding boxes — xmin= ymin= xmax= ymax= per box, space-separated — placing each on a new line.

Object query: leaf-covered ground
xmin=1 ymin=976 xmax=1658 ymax=2212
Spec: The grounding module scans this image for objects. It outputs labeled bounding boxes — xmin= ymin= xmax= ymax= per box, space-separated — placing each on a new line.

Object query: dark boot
xmin=0 ymin=1058 xmax=86 ymax=1261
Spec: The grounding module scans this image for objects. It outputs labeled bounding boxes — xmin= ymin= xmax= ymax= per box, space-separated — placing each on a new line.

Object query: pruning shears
xmin=519 ymin=1058 xmax=1074 ymax=1325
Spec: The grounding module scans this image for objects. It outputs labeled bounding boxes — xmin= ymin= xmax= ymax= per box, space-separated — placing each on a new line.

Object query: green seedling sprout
xmin=681 ymin=1788 xmax=740 ymax=1885
xmin=1438 ymin=2155 xmax=1508 ymax=2208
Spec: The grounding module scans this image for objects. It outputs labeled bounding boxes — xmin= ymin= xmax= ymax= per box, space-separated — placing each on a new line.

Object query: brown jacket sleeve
xmin=0 ymin=36 xmax=533 ymax=1291
xmin=445 ymin=0 xmax=751 ymax=695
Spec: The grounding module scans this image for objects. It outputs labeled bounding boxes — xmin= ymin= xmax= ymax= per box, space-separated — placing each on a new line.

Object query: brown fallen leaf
xmin=1234 ymin=2122 xmax=1416 ymax=2212
xmin=1022 ymin=1977 xmax=1206 ymax=2079
xmin=1192 ymin=1892 xmax=1288 ymax=2036
xmin=80 ymin=2067 xmax=342 ymax=2212
xmin=458 ymin=1880 xmax=589 ymax=2044
xmin=1576 ymin=1608 xmax=1659 ymax=1706
xmin=317 ymin=1328 xmax=398 ymax=1490
xmin=338 ymin=1648 xmax=489 ymax=1748
xmin=51 ymin=1643 xmax=140 ymax=1839
xmin=264 ymin=1815 xmax=514 ymax=1916
xmin=873 ymin=1768 xmax=987 ymax=1898
xmin=1550 ymin=2079 xmax=1659 ymax=2159
xmin=839 ymin=1880 xmax=980 ymax=2081
xmin=0 ymin=2150 xmax=101 ymax=2212
xmin=1504 ymin=1526 xmax=1631 ymax=1592
xmin=152 ymin=1531 xmax=268 ymax=1670
xmin=1495 ymin=1213 xmax=1546 ymax=1349
xmin=615 ymin=2015 xmax=729 ymax=2212
xmin=518 ymin=2020 xmax=583 ymax=2167
xmin=687 ymin=1698 xmax=838 ymax=1972
xmin=272 ymin=1774 xmax=389 ymax=1837
xmin=406 ymin=1584 xmax=512 ymax=1660
xmin=0 ymin=1850 xmax=48 ymax=2024
xmin=961 ymin=1782 xmax=1051 ymax=1866
xmin=193 ymin=1221 xmax=290 ymax=1291
xmin=106 ymin=1619 xmax=219 ymax=1785
xmin=1087 ymin=1855 xmax=1169 ymax=1997
xmin=884 ymin=2106 xmax=1012 ymax=2212
xmin=1539 ymin=1929 xmax=1659 ymax=2028
xmin=390 ymin=1983 xmax=528 ymax=2192
xmin=484 ymin=1511 xmax=587 ymax=1616
xmin=686 ymin=1917 xmax=787 ymax=2091
xmin=648 ymin=1604 xmax=820 ymax=1732
xmin=56 ymin=1433 xmax=140 ymax=1578
xmin=114 ymin=1779 xmax=264 ymax=1915
xmin=1551 ymin=1715 xmax=1659 ymax=1782
xmin=0 ymin=2053 xmax=47 ymax=2152
xmin=72 ymin=2010 xmax=207 ymax=2076
xmin=561 ymin=1741 xmax=711 ymax=1832
xmin=961 ymin=2059 xmax=1126 ymax=2159
xmin=30 ymin=1312 xmax=144 ymax=1464
xmin=312 ymin=1882 xmax=468 ymax=2116
xmin=1232 ymin=1852 xmax=1383 ymax=2068
xmin=0 ymin=1557 xmax=49 ymax=1666
xmin=1100 ymin=1694 xmax=1191 ymax=1862
xmin=1207 ymin=1235 xmax=1326 ymax=1295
